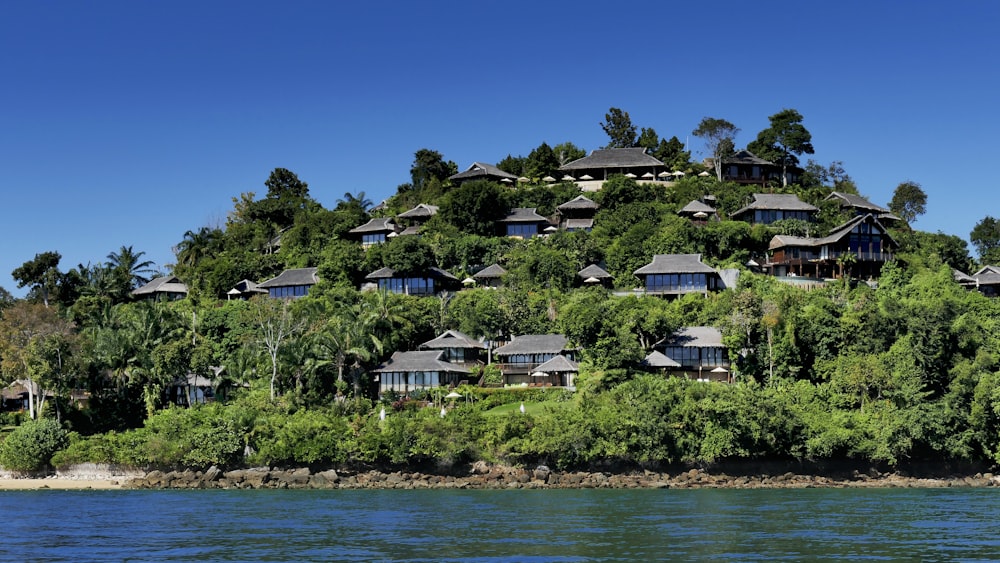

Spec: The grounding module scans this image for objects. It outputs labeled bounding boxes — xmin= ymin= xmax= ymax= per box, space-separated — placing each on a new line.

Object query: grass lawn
xmin=485 ymin=400 xmax=567 ymax=417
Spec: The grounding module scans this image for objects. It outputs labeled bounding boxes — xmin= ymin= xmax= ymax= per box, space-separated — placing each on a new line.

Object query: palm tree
xmin=107 ymin=246 xmax=156 ymax=301
xmin=313 ymin=304 xmax=382 ymax=396
xmin=173 ymin=227 xmax=224 ymax=269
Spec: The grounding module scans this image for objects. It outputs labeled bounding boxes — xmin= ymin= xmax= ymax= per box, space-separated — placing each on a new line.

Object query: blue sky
xmin=3 ymin=1 xmax=998 ymax=296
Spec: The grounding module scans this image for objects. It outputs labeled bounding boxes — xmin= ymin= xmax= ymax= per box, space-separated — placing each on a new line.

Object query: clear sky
xmin=3 ymin=1 xmax=998 ymax=296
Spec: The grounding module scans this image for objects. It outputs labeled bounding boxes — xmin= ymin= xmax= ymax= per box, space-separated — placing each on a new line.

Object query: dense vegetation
xmin=3 ymin=108 xmax=1000 ymax=473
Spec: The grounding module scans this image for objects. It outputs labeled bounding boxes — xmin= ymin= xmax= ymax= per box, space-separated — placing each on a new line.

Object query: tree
xmin=747 ymin=109 xmax=814 ymax=187
xmin=264 ymin=167 xmax=310 ymax=200
xmin=410 ymin=149 xmax=457 ymax=190
xmin=173 ymin=226 xmax=224 ymax=269
xmin=0 ymin=301 xmax=76 ymax=419
xmin=439 ymin=180 xmax=510 ymax=237
xmin=12 ymin=251 xmax=62 ymax=308
xmin=971 ymin=216 xmax=1000 ymax=265
xmin=652 ymin=136 xmax=691 ymax=171
xmin=600 ymin=107 xmax=637 ymax=149
xmin=888 ymin=181 xmax=927 ymax=225
xmin=244 ymin=296 xmax=308 ymax=400
xmin=107 ymin=245 xmax=156 ymax=299
xmin=525 ymin=142 xmax=561 ymax=180
xmin=553 ymin=142 xmax=586 ymax=166
xmin=692 ymin=117 xmax=740 ymax=181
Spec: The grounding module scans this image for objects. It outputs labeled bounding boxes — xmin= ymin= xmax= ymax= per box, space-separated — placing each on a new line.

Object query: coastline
xmin=0 ymin=477 xmax=122 ymax=490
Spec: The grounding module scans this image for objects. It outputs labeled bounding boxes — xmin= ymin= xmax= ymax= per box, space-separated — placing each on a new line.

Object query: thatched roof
xmin=500 ymin=208 xmax=550 ymax=223
xmin=654 ymin=326 xmax=724 ymax=349
xmin=449 ymin=162 xmax=519 ymax=182
xmin=397 ymin=203 xmax=439 ymax=220
xmin=349 ymin=217 xmax=396 ymax=234
xmin=258 ymin=268 xmax=319 ymax=288
xmin=494 ymin=334 xmax=571 ymax=356
xmin=132 ymin=275 xmax=188 ymax=296
xmin=733 ymin=194 xmax=818 ymax=217
xmin=473 ymin=264 xmax=507 ymax=279
xmin=678 ymin=200 xmax=717 ymax=214
xmin=577 ymin=264 xmax=612 ymax=280
xmin=643 ymin=350 xmax=682 ymax=368
xmin=560 ymin=148 xmax=664 ymax=170
xmin=364 ymin=266 xmax=458 ymax=281
xmin=533 ymin=355 xmax=579 ymax=374
xmin=372 ymin=351 xmax=470 ymax=374
xmin=420 ymin=330 xmax=487 ymax=350
xmin=634 ymin=254 xmax=716 ymax=276
xmin=557 ymin=195 xmax=599 ymax=212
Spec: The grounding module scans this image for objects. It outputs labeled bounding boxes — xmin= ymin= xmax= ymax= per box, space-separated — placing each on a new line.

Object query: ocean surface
xmin=1 ymin=487 xmax=998 ymax=562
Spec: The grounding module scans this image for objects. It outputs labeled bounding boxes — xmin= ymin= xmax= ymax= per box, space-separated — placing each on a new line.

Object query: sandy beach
xmin=0 ymin=477 xmax=122 ymax=490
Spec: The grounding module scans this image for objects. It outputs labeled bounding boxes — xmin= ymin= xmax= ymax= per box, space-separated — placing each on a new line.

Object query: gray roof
xmin=533 ymin=355 xmax=579 ymax=373
xmin=954 ymin=269 xmax=977 ymax=283
xmin=473 ymin=264 xmax=507 ymax=279
xmin=577 ymin=264 xmax=612 ymax=279
xmin=825 ymin=191 xmax=889 ymax=213
xmin=228 ymin=279 xmax=267 ymax=295
xmin=564 ymin=218 xmax=595 ymax=230
xmin=258 ymin=267 xmax=319 ymax=288
xmin=733 ymin=194 xmax=818 ymax=216
xmin=449 ymin=162 xmax=519 ymax=182
xmin=557 ymin=195 xmax=599 ymax=212
xmin=678 ymin=200 xmax=717 ymax=214
xmin=397 ymin=203 xmax=439 ymax=220
xmin=132 ymin=275 xmax=188 ymax=296
xmin=560 ymin=148 xmax=664 ymax=170
xmin=643 ymin=350 xmax=682 ymax=368
xmin=768 ymin=214 xmax=897 ymax=250
xmin=365 ymin=266 xmax=458 ymax=281
xmin=973 ymin=266 xmax=1000 ymax=285
xmin=655 ymin=326 xmax=724 ymax=349
xmin=397 ymin=226 xmax=421 ymax=236
xmin=724 ymin=149 xmax=774 ymax=165
xmin=500 ymin=207 xmax=550 ymax=223
xmin=494 ymin=334 xmax=570 ymax=356
xmin=348 ymin=217 xmax=396 ymax=234
xmin=372 ymin=351 xmax=471 ymax=374
xmin=634 ymin=254 xmax=716 ymax=276
xmin=420 ymin=330 xmax=487 ymax=350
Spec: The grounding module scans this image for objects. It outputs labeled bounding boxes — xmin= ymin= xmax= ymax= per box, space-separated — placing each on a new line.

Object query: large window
xmin=378 ymin=277 xmax=436 ymax=295
xmin=644 ymin=273 xmax=710 ymax=292
xmin=506 ymin=223 xmax=538 ymax=238
xmin=662 ymin=346 xmax=726 ymax=368
xmin=362 ymin=233 xmax=386 ymax=246
xmin=268 ymin=285 xmax=310 ymax=298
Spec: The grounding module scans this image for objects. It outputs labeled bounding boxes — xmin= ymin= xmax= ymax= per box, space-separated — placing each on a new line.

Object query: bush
xmin=0 ymin=418 xmax=69 ymax=472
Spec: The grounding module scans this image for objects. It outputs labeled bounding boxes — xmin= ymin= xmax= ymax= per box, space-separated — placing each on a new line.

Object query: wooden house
xmin=720 ymin=149 xmax=794 ymax=186
xmin=472 ymin=263 xmax=506 ymax=288
xmin=418 ymin=329 xmax=487 ymax=367
xmin=364 ymin=266 xmax=459 ymax=296
xmin=492 ymin=334 xmax=578 ymax=386
xmin=648 ymin=326 xmax=730 ymax=382
xmin=258 ymin=267 xmax=319 ymax=299
xmin=766 ymin=214 xmax=897 ymax=280
xmin=731 ymin=193 xmax=818 ymax=225
xmin=825 ymin=191 xmax=901 ymax=225
xmin=449 ymin=162 xmax=519 ymax=185
xmin=131 ymin=275 xmax=188 ymax=301
xmin=499 ymin=208 xmax=550 ymax=239
xmin=956 ymin=265 xmax=1000 ymax=297
xmin=372 ymin=351 xmax=471 ymax=396
xmin=557 ymin=195 xmax=599 ymax=232
xmin=558 ymin=148 xmax=667 ymax=190
xmin=348 ymin=217 xmax=398 ymax=248
xmin=633 ymin=254 xmax=724 ymax=297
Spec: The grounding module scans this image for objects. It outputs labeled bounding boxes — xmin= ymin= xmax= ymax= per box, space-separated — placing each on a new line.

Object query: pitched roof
xmin=634 ymin=254 xmax=716 ymax=276
xmin=348 ymin=217 xmax=396 ymax=234
xmin=500 ymin=207 xmax=550 ymax=223
xmin=678 ymin=200 xmax=717 ymax=214
xmin=227 ymin=279 xmax=267 ymax=295
xmin=973 ymin=266 xmax=1000 ymax=285
xmin=419 ymin=330 xmax=487 ymax=350
xmin=533 ymin=355 xmax=579 ymax=373
xmin=560 ymin=148 xmax=664 ymax=170
xmin=493 ymin=334 xmax=570 ymax=356
xmin=724 ymin=149 xmax=774 ymax=165
xmin=643 ymin=350 xmax=682 ymax=368
xmin=449 ymin=162 xmax=519 ymax=182
xmin=654 ymin=326 xmax=724 ymax=349
xmin=132 ymin=275 xmax=188 ymax=296
xmin=564 ymin=218 xmax=595 ymax=230
xmin=577 ymin=264 xmax=612 ymax=279
xmin=768 ymin=214 xmax=897 ymax=250
xmin=473 ymin=264 xmax=507 ymax=279
xmin=733 ymin=193 xmax=818 ymax=215
xmin=258 ymin=267 xmax=319 ymax=288
xmin=825 ymin=191 xmax=887 ymax=212
xmin=557 ymin=195 xmax=599 ymax=212
xmin=397 ymin=203 xmax=439 ymax=220
xmin=364 ymin=266 xmax=458 ymax=281
xmin=372 ymin=351 xmax=471 ymax=374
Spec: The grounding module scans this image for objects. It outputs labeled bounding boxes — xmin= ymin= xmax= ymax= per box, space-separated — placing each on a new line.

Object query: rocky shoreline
xmin=121 ymin=462 xmax=1000 ymax=491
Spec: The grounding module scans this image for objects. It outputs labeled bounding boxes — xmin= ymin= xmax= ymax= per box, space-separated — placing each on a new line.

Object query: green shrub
xmin=0 ymin=418 xmax=69 ymax=472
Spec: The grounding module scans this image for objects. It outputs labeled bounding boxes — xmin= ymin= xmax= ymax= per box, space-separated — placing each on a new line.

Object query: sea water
xmin=1 ymin=487 xmax=998 ymax=562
